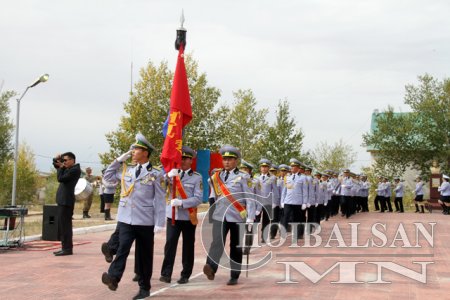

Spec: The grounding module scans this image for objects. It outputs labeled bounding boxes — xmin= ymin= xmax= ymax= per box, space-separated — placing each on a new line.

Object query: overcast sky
xmin=1 ymin=0 xmax=449 ymax=174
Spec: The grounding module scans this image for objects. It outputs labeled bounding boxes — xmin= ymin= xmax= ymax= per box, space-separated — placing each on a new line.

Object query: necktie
xmin=180 ymin=171 xmax=185 ymax=180
xmin=135 ymin=165 xmax=142 ymax=178
xmin=292 ymin=174 xmax=295 ymax=180
xmin=262 ymin=175 xmax=266 ymax=181
xmin=224 ymin=171 xmax=230 ymax=182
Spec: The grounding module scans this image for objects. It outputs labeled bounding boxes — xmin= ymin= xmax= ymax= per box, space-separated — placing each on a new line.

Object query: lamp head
xmin=29 ymin=73 xmax=49 ymax=88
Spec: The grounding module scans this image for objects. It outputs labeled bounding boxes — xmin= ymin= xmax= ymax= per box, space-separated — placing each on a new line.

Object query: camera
xmin=53 ymin=156 xmax=64 ymax=166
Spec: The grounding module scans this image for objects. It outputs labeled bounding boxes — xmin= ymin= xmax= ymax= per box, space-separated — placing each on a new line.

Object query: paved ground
xmin=0 ymin=211 xmax=449 ymax=300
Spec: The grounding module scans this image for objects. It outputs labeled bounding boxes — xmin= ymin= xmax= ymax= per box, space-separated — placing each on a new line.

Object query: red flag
xmin=161 ymin=45 xmax=192 ymax=172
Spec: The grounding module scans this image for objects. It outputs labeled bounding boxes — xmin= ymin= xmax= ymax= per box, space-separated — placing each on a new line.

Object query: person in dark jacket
xmin=52 ymin=152 xmax=81 ymax=256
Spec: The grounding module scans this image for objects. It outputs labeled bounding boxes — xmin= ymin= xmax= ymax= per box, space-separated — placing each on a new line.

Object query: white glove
xmin=301 ymin=204 xmax=306 ymax=210
xmin=171 ymin=198 xmax=183 ymax=207
xmin=255 ymin=210 xmax=261 ymax=216
xmin=315 ymin=203 xmax=318 ymax=207
xmin=272 ymin=204 xmax=279 ymax=208
xmin=116 ymin=150 xmax=132 ymax=163
xmin=281 ymin=202 xmax=284 ymax=208
xmin=341 ymin=185 xmax=346 ymax=188
xmin=306 ymin=203 xmax=311 ymax=208
xmin=324 ymin=202 xmax=328 ymax=206
xmin=167 ymin=168 xmax=179 ymax=178
xmin=154 ymin=225 xmax=165 ymax=233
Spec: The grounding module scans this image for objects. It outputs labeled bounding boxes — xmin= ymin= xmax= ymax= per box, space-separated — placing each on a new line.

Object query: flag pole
xmin=172 ymin=10 xmax=186 ymax=226
xmin=172 ymin=162 xmax=177 ymax=226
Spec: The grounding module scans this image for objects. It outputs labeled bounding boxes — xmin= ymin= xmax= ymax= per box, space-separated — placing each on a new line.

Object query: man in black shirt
xmin=52 ymin=152 xmax=81 ymax=256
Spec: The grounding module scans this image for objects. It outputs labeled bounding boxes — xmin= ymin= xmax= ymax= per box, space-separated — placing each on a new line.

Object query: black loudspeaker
xmin=42 ymin=205 xmax=59 ymax=241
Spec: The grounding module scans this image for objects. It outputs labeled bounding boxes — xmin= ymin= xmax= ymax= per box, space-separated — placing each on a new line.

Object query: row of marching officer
xmin=237 ymin=158 xmax=334 ymax=242
xmin=238 ymin=160 xmax=375 ymax=242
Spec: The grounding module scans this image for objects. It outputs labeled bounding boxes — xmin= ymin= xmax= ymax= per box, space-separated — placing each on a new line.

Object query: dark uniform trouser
xmin=282 ymin=204 xmax=304 ymax=239
xmin=394 ymin=197 xmax=404 ymax=212
xmin=331 ymin=195 xmax=340 ymax=216
xmin=107 ymin=223 xmax=140 ymax=275
xmin=385 ymin=197 xmax=393 ymax=212
xmin=206 ymin=220 xmax=243 ymax=279
xmin=306 ymin=206 xmax=316 ymax=233
xmin=362 ymin=196 xmax=369 ymax=212
xmin=269 ymin=206 xmax=281 ymax=239
xmin=315 ymin=204 xmax=324 ymax=224
xmin=380 ymin=196 xmax=387 ymax=212
xmin=108 ymin=222 xmax=154 ymax=291
xmin=260 ymin=204 xmax=272 ymax=241
xmin=161 ymin=218 xmax=196 ymax=279
xmin=341 ymin=196 xmax=352 ymax=218
xmin=100 ymin=194 xmax=105 ymax=212
xmin=57 ymin=204 xmax=74 ymax=250
xmin=374 ymin=195 xmax=381 ymax=211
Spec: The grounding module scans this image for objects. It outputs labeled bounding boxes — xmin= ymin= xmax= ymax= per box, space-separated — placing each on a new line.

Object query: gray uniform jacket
xmin=281 ymin=173 xmax=306 ymax=205
xmin=165 ymin=169 xmax=203 ymax=220
xmin=376 ymin=182 xmax=384 ymax=196
xmin=394 ymin=182 xmax=404 ymax=197
xmin=256 ymin=174 xmax=280 ymax=208
xmin=415 ymin=182 xmax=424 ymax=195
xmin=439 ymin=182 xmax=450 ymax=196
xmin=385 ymin=182 xmax=391 ymax=198
xmin=317 ymin=180 xmax=327 ymax=204
xmin=103 ymin=160 xmax=165 ymax=227
xmin=341 ymin=177 xmax=353 ymax=196
xmin=326 ymin=180 xmax=334 ymax=201
xmin=310 ymin=177 xmax=319 ymax=205
xmin=211 ymin=169 xmax=256 ymax=222
xmin=360 ymin=181 xmax=370 ymax=197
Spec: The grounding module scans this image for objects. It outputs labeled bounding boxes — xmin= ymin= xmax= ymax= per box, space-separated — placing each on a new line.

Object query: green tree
xmin=100 ymin=55 xmax=225 ymax=166
xmin=363 ymin=74 xmax=450 ymax=177
xmin=221 ymin=89 xmax=269 ymax=163
xmin=260 ymin=99 xmax=304 ymax=165
xmin=312 ymin=139 xmax=357 ymax=172
xmin=0 ymin=91 xmax=14 ymax=165
xmin=0 ymin=143 xmax=40 ymax=206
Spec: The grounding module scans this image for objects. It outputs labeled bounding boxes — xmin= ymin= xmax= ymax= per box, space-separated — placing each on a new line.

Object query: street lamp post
xmin=11 ymin=74 xmax=49 ymax=206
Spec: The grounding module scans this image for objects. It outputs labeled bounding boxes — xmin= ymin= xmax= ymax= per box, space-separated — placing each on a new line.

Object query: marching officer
xmin=341 ymin=169 xmax=353 ymax=218
xmin=203 ymin=145 xmax=256 ymax=286
xmin=330 ymin=171 xmax=341 ymax=217
xmin=255 ymin=158 xmax=279 ymax=242
xmin=101 ymin=133 xmax=165 ymax=300
xmin=374 ymin=176 xmax=384 ymax=211
xmin=304 ymin=167 xmax=316 ymax=233
xmin=278 ymin=164 xmax=290 ymax=229
xmin=360 ymin=174 xmax=370 ymax=212
xmin=269 ymin=164 xmax=279 ymax=177
xmin=281 ymin=158 xmax=306 ymax=240
xmin=383 ymin=177 xmax=393 ymax=212
xmin=393 ymin=177 xmax=404 ymax=213
xmin=414 ymin=176 xmax=425 ymax=213
xmin=160 ymin=146 xmax=203 ymax=285
xmin=438 ymin=174 xmax=450 ymax=214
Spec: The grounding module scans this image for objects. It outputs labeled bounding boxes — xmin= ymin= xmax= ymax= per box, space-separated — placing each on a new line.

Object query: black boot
xmin=443 ymin=205 xmax=449 ymax=215
xmin=415 ymin=204 xmax=420 ymax=213
xmin=83 ymin=211 xmax=91 ymax=219
xmin=105 ymin=209 xmax=113 ymax=221
xmin=420 ymin=205 xmax=425 ymax=214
